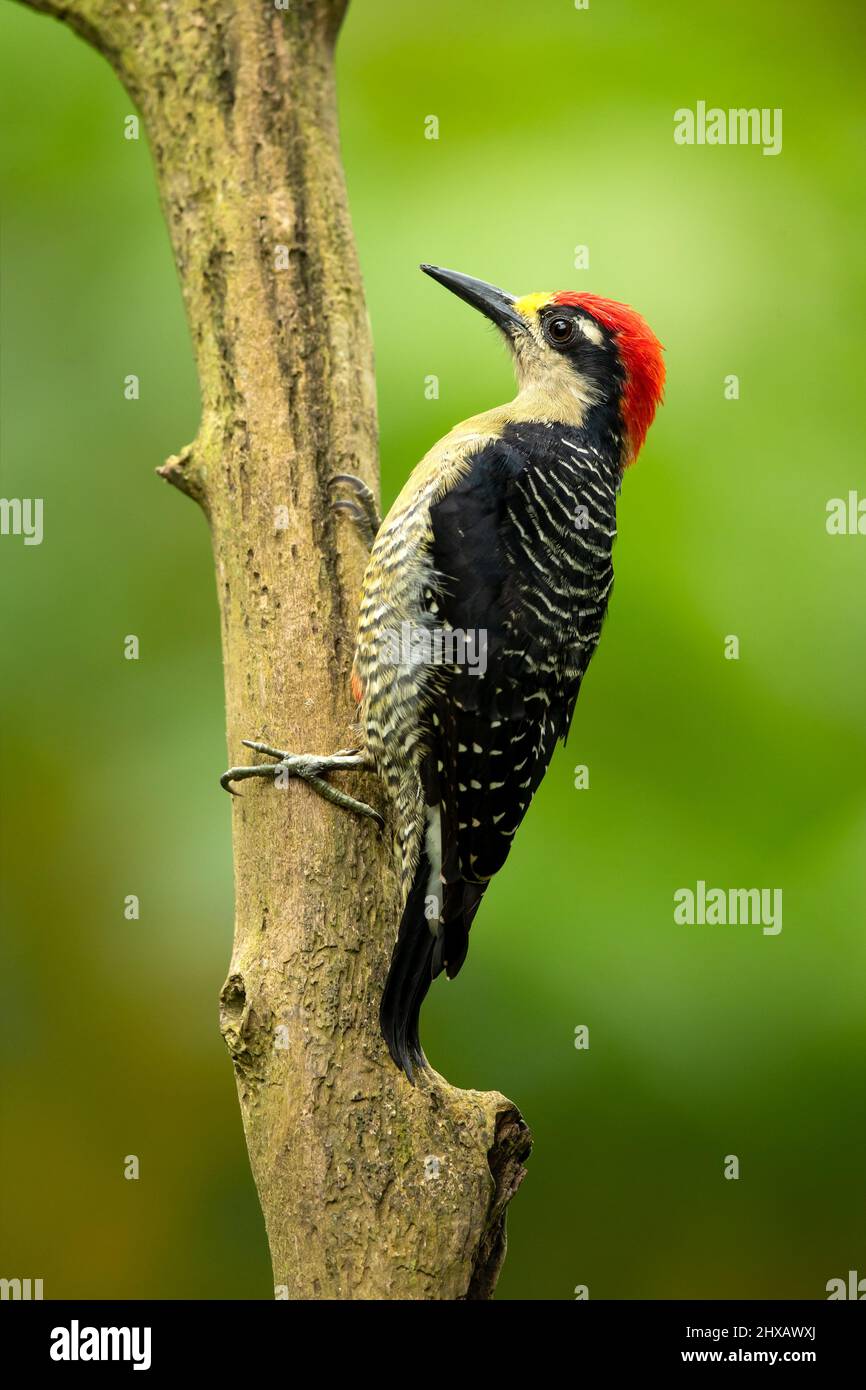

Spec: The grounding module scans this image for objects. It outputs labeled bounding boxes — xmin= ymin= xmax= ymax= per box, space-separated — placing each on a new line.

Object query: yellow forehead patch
xmin=513 ymin=291 xmax=554 ymax=320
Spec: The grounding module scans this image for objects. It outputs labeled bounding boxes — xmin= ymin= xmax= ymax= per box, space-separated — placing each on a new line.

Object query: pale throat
xmin=504 ymin=359 xmax=599 ymax=429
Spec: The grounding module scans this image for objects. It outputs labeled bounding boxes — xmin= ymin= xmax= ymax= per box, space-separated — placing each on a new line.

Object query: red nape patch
xmin=552 ymin=292 xmax=665 ymax=462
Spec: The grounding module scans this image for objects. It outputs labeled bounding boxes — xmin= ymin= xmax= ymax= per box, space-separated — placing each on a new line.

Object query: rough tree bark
xmin=19 ymin=0 xmax=531 ymax=1298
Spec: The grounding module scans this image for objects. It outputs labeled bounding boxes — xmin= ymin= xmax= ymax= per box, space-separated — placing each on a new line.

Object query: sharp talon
xmin=220 ymin=741 xmax=381 ymax=826
xmin=327 ymin=473 xmax=382 ymax=540
xmin=328 ymin=473 xmax=371 ymax=493
xmin=241 ymin=740 xmax=289 ymax=760
xmin=331 ymin=499 xmax=365 ymax=521
xmin=220 ymin=762 xmax=280 ymax=795
xmin=305 ymin=773 xmax=385 ymax=827
xmin=331 ymin=499 xmax=377 ymax=550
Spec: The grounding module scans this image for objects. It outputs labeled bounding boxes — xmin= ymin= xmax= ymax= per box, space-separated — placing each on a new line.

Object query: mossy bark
xmin=20 ymin=0 xmax=531 ymax=1299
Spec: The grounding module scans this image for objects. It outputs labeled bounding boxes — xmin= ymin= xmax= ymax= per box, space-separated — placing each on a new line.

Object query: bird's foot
xmin=221 ymin=740 xmax=384 ymax=828
xmin=329 ymin=474 xmax=382 ymax=550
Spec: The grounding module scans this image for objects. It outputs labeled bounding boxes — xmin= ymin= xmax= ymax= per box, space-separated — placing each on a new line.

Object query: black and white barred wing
xmin=421 ymin=436 xmax=599 ymax=977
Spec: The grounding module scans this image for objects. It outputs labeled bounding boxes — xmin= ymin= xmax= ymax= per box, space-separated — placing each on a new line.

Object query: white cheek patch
xmin=576 ymin=316 xmax=604 ymax=346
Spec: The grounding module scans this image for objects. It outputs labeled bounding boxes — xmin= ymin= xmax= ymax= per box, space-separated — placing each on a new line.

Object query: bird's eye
xmin=544 ymin=316 xmax=578 ymax=348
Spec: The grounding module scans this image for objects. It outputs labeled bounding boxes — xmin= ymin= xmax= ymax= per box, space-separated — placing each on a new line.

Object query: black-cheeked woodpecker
xmin=222 ymin=265 xmax=665 ymax=1082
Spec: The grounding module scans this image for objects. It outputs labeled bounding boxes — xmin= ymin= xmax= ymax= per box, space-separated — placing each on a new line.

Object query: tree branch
xmin=20 ymin=0 xmax=531 ymax=1298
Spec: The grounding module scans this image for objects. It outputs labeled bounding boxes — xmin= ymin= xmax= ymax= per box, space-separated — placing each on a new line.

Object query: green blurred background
xmin=2 ymin=0 xmax=865 ymax=1300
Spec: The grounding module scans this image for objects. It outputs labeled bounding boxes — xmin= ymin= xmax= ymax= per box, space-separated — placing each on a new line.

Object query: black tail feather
xmin=380 ymin=847 xmax=442 ymax=1082
xmin=380 ymin=848 xmax=490 ymax=1081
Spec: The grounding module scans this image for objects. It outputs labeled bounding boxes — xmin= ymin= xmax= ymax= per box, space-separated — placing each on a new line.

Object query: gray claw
xmin=220 ymin=743 xmax=383 ymax=829
xmin=328 ymin=473 xmax=382 ymax=546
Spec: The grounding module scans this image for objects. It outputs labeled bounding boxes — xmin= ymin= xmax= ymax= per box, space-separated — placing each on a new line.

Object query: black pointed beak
xmin=420 ymin=264 xmax=525 ymax=335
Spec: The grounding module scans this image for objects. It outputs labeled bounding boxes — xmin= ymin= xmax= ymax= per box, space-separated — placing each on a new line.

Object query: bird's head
xmin=421 ymin=264 xmax=665 ymax=466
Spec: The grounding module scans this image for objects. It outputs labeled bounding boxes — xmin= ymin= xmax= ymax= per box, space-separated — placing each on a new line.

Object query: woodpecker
xmin=222 ymin=265 xmax=665 ymax=1082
